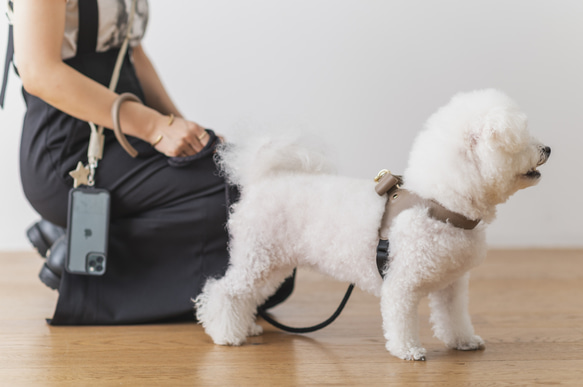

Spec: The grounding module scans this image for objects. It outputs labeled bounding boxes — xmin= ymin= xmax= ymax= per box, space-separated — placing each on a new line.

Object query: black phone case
xmin=65 ymin=187 xmax=110 ymax=275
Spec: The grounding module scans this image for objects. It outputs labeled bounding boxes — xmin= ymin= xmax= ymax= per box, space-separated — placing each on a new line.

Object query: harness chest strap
xmin=375 ymin=172 xmax=481 ymax=278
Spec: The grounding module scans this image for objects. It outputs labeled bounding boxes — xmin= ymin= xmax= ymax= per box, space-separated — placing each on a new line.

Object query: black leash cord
xmin=257 ymin=283 xmax=355 ymax=334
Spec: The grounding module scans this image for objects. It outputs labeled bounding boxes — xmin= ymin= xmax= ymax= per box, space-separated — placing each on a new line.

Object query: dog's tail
xmin=216 ymin=135 xmax=334 ymax=187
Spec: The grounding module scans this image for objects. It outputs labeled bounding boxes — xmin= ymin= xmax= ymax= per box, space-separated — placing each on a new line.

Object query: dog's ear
xmin=480 ymin=107 xmax=529 ymax=153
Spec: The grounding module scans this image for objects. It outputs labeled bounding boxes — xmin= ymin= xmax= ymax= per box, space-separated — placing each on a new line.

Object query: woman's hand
xmin=150 ymin=115 xmax=209 ymax=157
xmin=131 ymin=45 xmax=212 ymax=157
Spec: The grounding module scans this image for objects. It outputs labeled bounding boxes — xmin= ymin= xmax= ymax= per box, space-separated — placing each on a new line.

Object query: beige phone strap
xmin=71 ymin=0 xmax=137 ymax=187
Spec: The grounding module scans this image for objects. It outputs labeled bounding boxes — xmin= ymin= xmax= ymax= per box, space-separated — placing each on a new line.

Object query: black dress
xmin=19 ymin=46 xmax=236 ymax=324
xmin=15 ymin=2 xmax=228 ymax=325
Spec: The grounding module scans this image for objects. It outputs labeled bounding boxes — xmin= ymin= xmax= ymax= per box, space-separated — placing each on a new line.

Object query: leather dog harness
xmin=374 ymin=170 xmax=481 ymax=278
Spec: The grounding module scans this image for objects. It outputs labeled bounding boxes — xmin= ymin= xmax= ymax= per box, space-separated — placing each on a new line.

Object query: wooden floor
xmin=1 ymin=250 xmax=582 ymax=386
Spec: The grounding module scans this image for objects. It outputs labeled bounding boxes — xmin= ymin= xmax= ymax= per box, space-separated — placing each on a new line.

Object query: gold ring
xmin=151 ymin=134 xmax=163 ymax=146
xmin=198 ymin=130 xmax=208 ymax=141
xmin=168 ymin=114 xmax=175 ymax=126
xmin=374 ymin=169 xmax=390 ymax=182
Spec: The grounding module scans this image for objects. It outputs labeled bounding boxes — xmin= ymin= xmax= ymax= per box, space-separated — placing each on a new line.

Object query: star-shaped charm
xmin=69 ymin=161 xmax=90 ymax=188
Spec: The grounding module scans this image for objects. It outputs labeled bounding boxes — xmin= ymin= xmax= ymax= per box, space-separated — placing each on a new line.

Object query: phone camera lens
xmin=86 ymin=254 xmax=105 ymax=274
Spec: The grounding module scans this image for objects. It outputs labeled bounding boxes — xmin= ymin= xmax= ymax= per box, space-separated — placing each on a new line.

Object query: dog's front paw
xmin=386 ymin=343 xmax=427 ymax=361
xmin=207 ymin=331 xmax=247 ymax=347
xmin=248 ymin=322 xmax=263 ymax=337
xmin=406 ymin=347 xmax=427 ymax=361
xmin=454 ymin=335 xmax=485 ymax=351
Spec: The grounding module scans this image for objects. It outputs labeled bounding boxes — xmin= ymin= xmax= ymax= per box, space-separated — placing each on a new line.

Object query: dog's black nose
xmin=543 ymin=146 xmax=551 ymax=157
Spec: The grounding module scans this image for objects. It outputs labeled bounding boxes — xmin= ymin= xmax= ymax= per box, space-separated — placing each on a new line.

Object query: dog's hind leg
xmin=194 ymin=249 xmax=295 ymax=346
xmin=193 ymin=272 xmax=256 ymax=346
xmin=247 ymin=266 xmax=296 ymax=337
xmin=428 ymin=273 xmax=485 ymax=351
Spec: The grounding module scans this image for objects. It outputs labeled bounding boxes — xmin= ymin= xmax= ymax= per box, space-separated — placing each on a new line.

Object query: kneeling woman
xmin=10 ymin=0 xmax=289 ymax=324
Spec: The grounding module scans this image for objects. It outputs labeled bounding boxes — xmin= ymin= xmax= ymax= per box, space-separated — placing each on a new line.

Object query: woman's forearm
xmin=13 ymin=0 xmax=163 ymax=143
xmin=25 ymin=60 xmax=162 ymax=143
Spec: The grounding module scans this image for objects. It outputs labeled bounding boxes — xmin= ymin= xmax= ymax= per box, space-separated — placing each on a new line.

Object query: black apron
xmin=9 ymin=1 xmax=294 ymax=325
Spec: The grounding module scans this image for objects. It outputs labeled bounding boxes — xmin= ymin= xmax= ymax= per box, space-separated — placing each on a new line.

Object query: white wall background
xmin=0 ymin=0 xmax=581 ymax=250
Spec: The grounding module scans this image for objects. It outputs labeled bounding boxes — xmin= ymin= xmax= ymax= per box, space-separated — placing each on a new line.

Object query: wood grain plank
xmin=1 ymin=250 xmax=582 ymax=386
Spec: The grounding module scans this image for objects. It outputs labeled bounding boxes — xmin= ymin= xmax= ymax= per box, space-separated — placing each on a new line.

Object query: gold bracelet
xmin=151 ymin=114 xmax=175 ymax=147
xmin=151 ymin=134 xmax=163 ymax=146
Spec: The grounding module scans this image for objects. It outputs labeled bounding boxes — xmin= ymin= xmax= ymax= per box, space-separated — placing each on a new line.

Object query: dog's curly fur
xmin=194 ymin=89 xmax=550 ymax=361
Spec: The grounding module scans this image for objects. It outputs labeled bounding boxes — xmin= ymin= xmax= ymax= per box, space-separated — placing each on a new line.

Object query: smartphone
xmin=66 ymin=187 xmax=110 ymax=275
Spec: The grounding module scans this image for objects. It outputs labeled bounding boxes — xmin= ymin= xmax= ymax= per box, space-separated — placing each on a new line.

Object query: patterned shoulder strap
xmin=0 ymin=1 xmax=14 ymax=108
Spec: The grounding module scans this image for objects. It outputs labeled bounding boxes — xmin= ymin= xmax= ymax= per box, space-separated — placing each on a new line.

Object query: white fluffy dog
xmin=194 ymin=89 xmax=550 ymax=361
